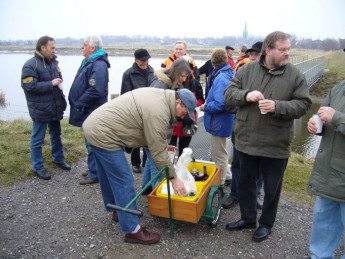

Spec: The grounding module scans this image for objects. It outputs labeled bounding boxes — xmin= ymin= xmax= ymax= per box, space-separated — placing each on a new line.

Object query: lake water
xmin=0 ymin=52 xmax=321 ymax=158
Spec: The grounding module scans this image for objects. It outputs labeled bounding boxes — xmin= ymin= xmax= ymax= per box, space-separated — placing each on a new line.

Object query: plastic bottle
xmin=176 ymin=147 xmax=192 ymax=168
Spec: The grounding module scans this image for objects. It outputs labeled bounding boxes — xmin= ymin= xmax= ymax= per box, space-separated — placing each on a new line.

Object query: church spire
xmin=243 ymin=22 xmax=248 ymax=42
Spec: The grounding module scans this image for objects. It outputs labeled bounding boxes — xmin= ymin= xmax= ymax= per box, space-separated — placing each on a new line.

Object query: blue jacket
xmin=21 ymin=51 xmax=67 ymax=122
xmin=204 ymin=64 xmax=235 ymax=137
xmin=68 ymin=50 xmax=110 ymax=127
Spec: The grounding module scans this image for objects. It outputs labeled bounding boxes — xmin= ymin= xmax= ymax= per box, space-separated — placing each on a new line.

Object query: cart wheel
xmin=206 ymin=186 xmax=224 ymax=228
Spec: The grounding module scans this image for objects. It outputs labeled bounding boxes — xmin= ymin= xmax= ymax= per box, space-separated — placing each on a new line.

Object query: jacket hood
xmin=82 ymin=50 xmax=111 ymax=69
xmin=154 ymin=69 xmax=173 ymax=88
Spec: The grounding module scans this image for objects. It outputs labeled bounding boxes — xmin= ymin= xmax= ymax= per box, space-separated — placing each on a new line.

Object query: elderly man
xmin=225 ymin=45 xmax=235 ymax=68
xmin=83 ymin=88 xmax=197 ymax=244
xmin=307 ymin=79 xmax=345 ymax=259
xmin=161 ymin=40 xmax=199 ymax=80
xmin=21 ymin=36 xmax=70 ymax=180
xmin=121 ymin=49 xmax=154 ymax=174
xmin=68 ymin=35 xmax=110 ymax=185
xmin=224 ymin=31 xmax=311 ymax=242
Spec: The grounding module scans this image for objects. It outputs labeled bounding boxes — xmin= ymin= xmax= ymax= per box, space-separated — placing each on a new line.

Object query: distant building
xmin=243 ymin=22 xmax=248 ymax=43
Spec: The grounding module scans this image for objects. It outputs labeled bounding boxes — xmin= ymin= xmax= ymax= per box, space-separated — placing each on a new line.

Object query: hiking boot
xmin=82 ymin=170 xmax=89 ymax=177
xmin=79 ymin=178 xmax=99 ymax=185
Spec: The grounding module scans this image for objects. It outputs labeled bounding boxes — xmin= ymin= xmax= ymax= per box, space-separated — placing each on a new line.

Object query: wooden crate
xmin=147 ymin=168 xmax=220 ymax=223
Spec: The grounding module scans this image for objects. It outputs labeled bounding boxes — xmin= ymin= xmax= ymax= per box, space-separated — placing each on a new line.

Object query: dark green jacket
xmin=308 ymin=80 xmax=345 ymax=202
xmin=224 ymin=56 xmax=311 ymax=159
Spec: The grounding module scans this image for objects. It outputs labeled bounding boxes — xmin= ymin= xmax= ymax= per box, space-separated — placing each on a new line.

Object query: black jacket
xmin=120 ymin=63 xmax=154 ymax=94
xmin=21 ymin=51 xmax=67 ymax=122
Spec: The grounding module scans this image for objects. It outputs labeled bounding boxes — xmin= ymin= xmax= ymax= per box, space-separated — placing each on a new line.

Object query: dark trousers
xmin=130 ymin=147 xmax=147 ymax=166
xmin=238 ymin=151 xmax=288 ymax=228
xmin=169 ymin=136 xmax=192 ymax=157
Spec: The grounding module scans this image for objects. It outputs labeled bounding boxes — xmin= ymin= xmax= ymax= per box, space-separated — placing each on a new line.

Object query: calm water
xmin=0 ymin=52 xmax=321 ymax=158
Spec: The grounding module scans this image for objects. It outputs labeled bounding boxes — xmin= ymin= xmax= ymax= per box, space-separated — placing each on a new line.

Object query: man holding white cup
xmin=224 ymin=31 xmax=312 ymax=242
xmin=307 ymin=79 xmax=345 ymax=258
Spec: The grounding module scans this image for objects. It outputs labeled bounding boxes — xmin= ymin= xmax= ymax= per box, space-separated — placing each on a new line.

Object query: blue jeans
xmin=310 ymin=196 xmax=345 ymax=259
xmin=84 ymin=137 xmax=98 ymax=180
xmin=230 ymin=146 xmax=263 ymax=199
xmin=92 ymin=146 xmax=139 ymax=233
xmin=30 ymin=121 xmax=65 ymax=171
xmin=142 ymin=147 xmax=162 ymax=188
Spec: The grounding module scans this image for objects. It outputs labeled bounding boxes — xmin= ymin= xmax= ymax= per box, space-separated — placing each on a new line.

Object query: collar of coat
xmin=259 ymin=55 xmax=286 ymax=75
xmin=154 ymin=69 xmax=173 ymax=88
xmin=35 ymin=50 xmax=55 ymax=64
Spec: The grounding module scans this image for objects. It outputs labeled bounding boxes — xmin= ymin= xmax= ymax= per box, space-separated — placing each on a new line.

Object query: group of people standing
xmin=20 ymin=32 xmax=344 ymax=258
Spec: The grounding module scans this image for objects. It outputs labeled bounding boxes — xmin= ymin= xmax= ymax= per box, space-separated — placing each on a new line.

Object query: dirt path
xmin=0 ymin=158 xmax=342 ymax=258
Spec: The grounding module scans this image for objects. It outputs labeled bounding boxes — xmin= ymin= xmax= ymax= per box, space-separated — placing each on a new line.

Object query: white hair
xmin=86 ymin=35 xmax=103 ymax=50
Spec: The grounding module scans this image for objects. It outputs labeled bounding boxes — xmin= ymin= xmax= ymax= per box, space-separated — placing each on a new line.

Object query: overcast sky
xmin=0 ymin=0 xmax=344 ymax=41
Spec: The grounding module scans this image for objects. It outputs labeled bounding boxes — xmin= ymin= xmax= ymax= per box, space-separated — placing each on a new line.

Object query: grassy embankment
xmin=1 ymin=49 xmax=345 ymax=205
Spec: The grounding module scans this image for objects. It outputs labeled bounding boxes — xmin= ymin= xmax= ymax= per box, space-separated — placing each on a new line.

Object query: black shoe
xmin=132 ymin=165 xmax=141 ymax=173
xmin=252 ymin=226 xmax=271 ymax=242
xmin=225 ymin=219 xmax=256 ymax=231
xmin=33 ymin=169 xmax=51 ymax=180
xmin=141 ymin=186 xmax=153 ymax=195
xmin=222 ymin=196 xmax=238 ymax=209
xmin=54 ymin=161 xmax=71 ymax=170
xmin=224 ymin=179 xmax=232 ymax=186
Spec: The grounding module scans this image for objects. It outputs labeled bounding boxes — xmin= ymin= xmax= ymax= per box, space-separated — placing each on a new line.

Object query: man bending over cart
xmin=83 ymin=88 xmax=197 ymax=245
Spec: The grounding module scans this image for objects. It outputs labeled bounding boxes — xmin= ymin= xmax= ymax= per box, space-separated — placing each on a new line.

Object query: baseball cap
xmin=245 ymin=41 xmax=263 ymax=54
xmin=134 ymin=49 xmax=151 ymax=61
xmin=178 ymin=89 xmax=197 ymax=122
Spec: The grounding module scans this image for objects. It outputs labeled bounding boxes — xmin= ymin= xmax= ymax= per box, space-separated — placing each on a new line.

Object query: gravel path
xmin=0 ymin=157 xmax=342 ymax=258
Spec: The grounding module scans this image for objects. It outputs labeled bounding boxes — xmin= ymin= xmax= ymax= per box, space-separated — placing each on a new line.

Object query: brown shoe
xmin=125 ymin=226 xmax=160 ymax=245
xmin=112 ymin=212 xmax=119 ymax=222
xmin=82 ymin=170 xmax=89 ymax=177
xmin=79 ymin=178 xmax=99 ymax=185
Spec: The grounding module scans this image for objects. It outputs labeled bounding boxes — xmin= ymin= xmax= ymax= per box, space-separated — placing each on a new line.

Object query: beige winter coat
xmin=83 ymin=88 xmax=178 ymax=177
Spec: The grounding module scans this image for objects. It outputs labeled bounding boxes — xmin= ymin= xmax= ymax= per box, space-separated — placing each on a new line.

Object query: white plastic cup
xmin=168 ymin=151 xmax=175 ymax=164
xmin=258 ymin=100 xmax=267 ymax=114
xmin=313 ymin=114 xmax=323 ymax=134
xmin=58 ymin=83 xmax=64 ymax=90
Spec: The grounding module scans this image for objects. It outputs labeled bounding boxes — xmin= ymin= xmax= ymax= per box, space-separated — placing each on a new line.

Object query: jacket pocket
xmin=330 ymin=151 xmax=345 ymax=173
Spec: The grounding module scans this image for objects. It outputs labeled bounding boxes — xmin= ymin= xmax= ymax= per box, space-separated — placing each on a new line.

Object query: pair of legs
xmin=230 ymin=146 xmax=263 ymax=200
xmin=92 ymin=146 xmax=139 ymax=233
xmin=30 ymin=120 xmax=65 ymax=171
xmin=169 ymin=135 xmax=192 ymax=157
xmin=142 ymin=147 xmax=163 ymax=188
xmin=210 ymin=135 xmax=231 ymax=185
xmin=84 ymin=137 xmax=98 ymax=180
xmin=131 ymin=147 xmax=147 ymax=167
xmin=237 ymin=151 xmax=287 ymax=228
xmin=310 ymin=196 xmax=345 ymax=259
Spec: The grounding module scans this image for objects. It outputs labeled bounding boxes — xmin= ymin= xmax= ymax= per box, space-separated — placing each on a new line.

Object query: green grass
xmin=0 ymin=119 xmax=86 ymax=186
xmin=282 ymin=153 xmax=315 ymax=205
xmin=310 ymin=50 xmax=345 ymax=98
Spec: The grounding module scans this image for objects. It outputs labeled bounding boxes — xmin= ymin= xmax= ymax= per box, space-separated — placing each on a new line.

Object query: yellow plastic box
xmin=187 ymin=162 xmax=216 ymax=187
xmin=156 ymin=180 xmax=204 ymax=202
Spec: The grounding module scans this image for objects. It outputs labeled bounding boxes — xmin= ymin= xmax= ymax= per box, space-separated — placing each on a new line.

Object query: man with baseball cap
xmin=121 ymin=49 xmax=154 ymax=174
xmin=82 ymin=87 xmax=196 ymax=245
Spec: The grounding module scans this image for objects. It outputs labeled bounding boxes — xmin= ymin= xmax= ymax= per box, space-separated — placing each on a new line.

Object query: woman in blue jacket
xmin=200 ymin=48 xmax=235 ymax=185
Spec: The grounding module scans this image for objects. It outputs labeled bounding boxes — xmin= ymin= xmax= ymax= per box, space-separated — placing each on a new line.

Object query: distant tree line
xmin=1 ymin=34 xmax=344 ymax=51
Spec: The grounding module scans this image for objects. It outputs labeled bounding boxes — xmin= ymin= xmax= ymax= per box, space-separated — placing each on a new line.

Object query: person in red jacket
xmin=169 ymin=56 xmax=204 ymax=157
xmin=225 ymin=45 xmax=235 ymax=68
